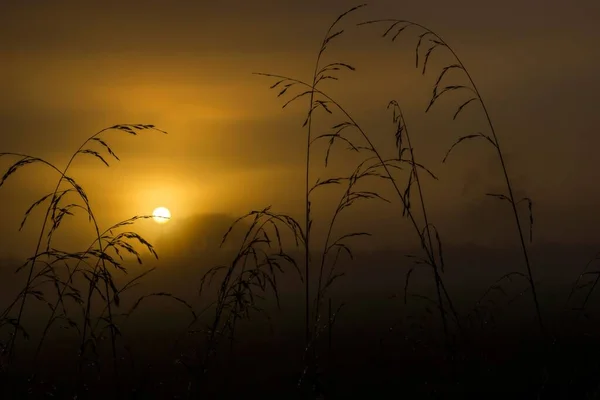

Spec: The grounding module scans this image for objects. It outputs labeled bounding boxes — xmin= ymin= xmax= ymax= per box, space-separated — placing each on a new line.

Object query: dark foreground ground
xmin=2 ymin=244 xmax=600 ymax=398
xmin=2 ymin=308 xmax=600 ymax=399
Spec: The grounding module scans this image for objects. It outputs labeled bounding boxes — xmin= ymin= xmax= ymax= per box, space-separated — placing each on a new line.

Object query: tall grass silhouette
xmin=0 ymin=124 xmax=195 ymax=397
xmin=357 ymin=17 xmax=542 ymax=336
xmin=251 ymin=3 xmax=592 ymax=396
xmin=183 ymin=207 xmax=304 ymax=398
xmin=254 ymin=5 xmax=467 ymax=391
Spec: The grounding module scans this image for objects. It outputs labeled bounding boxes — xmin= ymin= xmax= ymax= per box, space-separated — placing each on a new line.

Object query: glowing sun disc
xmin=152 ymin=207 xmax=171 ymax=224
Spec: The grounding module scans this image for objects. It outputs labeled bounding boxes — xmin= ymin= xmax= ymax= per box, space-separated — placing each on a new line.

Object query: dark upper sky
xmin=1 ymin=0 xmax=599 ymax=259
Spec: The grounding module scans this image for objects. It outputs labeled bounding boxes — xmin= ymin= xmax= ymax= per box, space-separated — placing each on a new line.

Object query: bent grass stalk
xmin=387 ymin=100 xmax=455 ymax=347
xmin=358 ymin=18 xmax=543 ymax=335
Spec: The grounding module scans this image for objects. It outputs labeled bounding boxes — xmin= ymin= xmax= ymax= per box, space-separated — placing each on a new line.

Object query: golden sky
xmin=1 ymin=0 xmax=599 ymax=259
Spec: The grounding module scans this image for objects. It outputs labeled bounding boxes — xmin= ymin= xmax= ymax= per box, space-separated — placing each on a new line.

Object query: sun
xmin=152 ymin=207 xmax=171 ymax=224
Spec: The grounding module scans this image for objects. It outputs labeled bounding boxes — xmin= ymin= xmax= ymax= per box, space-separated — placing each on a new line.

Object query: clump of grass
xmin=255 ymin=4 xmax=466 ymax=393
xmin=0 ymin=124 xmax=177 ymax=397
xmin=358 ymin=17 xmax=542 ymax=335
xmin=183 ymin=206 xmax=304 ymax=398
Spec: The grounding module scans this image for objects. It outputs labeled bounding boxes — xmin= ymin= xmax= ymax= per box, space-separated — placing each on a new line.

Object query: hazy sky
xmin=1 ymin=0 xmax=599 ymax=259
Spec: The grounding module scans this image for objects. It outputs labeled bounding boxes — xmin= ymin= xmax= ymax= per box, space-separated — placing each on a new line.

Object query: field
xmin=1 ymin=3 xmax=599 ymax=399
